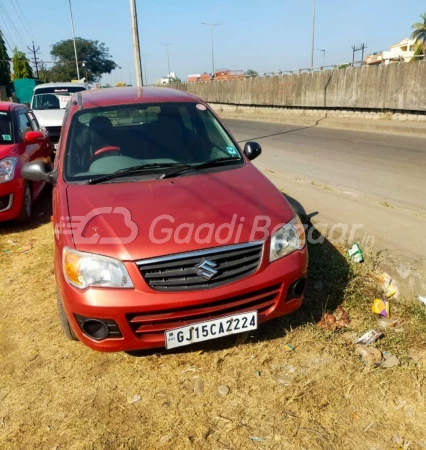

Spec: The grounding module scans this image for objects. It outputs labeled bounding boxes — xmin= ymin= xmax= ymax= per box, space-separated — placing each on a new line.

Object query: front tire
xmin=16 ymin=181 xmax=32 ymax=224
xmin=57 ymin=293 xmax=78 ymax=341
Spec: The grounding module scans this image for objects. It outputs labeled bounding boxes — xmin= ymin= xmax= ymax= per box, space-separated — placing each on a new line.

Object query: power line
xmin=11 ymin=0 xmax=36 ymax=44
xmin=15 ymin=0 xmax=36 ymax=42
xmin=0 ymin=29 xmax=13 ymax=52
xmin=0 ymin=1 xmax=27 ymax=48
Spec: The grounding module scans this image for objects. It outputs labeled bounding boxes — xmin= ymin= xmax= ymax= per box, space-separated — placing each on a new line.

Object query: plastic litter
xmin=249 ymin=436 xmax=266 ymax=442
xmin=377 ymin=318 xmax=398 ymax=330
xmin=371 ymin=299 xmax=390 ymax=318
xmin=378 ymin=273 xmax=398 ymax=299
xmin=355 ymin=345 xmax=382 ymax=366
xmin=283 ymin=344 xmax=294 ymax=352
xmin=418 ymin=296 xmax=426 ymax=306
xmin=127 ymin=395 xmax=141 ymax=404
xmin=382 ymin=353 xmax=399 ymax=369
xmin=355 ymin=330 xmax=383 ymax=345
xmin=347 ymin=243 xmax=364 ymax=263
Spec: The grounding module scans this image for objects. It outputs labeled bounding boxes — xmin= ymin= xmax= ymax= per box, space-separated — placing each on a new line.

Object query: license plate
xmin=165 ymin=311 xmax=258 ymax=350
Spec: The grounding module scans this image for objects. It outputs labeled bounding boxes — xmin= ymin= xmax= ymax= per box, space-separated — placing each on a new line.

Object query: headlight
xmin=270 ymin=216 xmax=306 ymax=262
xmin=63 ymin=247 xmax=133 ymax=289
xmin=0 ymin=157 xmax=18 ymax=184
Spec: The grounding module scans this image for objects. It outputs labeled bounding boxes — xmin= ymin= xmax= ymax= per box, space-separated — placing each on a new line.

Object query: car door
xmin=27 ymin=109 xmax=52 ymax=166
xmin=16 ymin=109 xmax=45 ymax=197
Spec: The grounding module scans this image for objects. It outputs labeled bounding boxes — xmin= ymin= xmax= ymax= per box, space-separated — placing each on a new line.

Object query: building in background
xmin=366 ymin=37 xmax=416 ymax=65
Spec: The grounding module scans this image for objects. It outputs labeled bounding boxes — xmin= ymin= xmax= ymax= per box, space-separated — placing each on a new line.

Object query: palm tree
xmin=411 ymin=12 xmax=426 ymax=60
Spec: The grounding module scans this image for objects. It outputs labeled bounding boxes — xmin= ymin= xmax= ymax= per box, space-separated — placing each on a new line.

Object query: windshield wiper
xmin=158 ymin=157 xmax=242 ymax=180
xmin=87 ymin=163 xmax=189 ymax=184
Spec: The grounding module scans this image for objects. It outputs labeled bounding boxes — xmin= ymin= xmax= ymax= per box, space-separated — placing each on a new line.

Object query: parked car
xmin=30 ymin=82 xmax=86 ymax=147
xmin=22 ymin=87 xmax=308 ymax=352
xmin=0 ymin=101 xmax=52 ymax=223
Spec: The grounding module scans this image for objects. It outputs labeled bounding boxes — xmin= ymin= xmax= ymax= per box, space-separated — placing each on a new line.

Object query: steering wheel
xmin=89 ymin=145 xmax=121 ymax=165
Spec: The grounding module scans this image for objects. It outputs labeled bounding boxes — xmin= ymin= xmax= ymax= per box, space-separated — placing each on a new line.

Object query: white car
xmin=30 ymin=82 xmax=86 ymax=146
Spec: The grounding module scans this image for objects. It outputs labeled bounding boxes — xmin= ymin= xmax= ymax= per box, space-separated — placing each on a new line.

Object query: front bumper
xmin=57 ymin=247 xmax=308 ymax=352
xmin=0 ymin=178 xmax=24 ymax=222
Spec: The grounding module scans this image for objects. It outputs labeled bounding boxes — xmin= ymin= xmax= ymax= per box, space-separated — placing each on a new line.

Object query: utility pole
xmin=317 ymin=48 xmax=325 ymax=67
xmin=202 ymin=23 xmax=221 ymax=75
xmin=360 ymin=43 xmax=367 ymax=64
xmin=142 ymin=54 xmax=149 ymax=85
xmin=161 ymin=43 xmax=171 ymax=78
xmin=129 ymin=0 xmax=143 ymax=86
xmin=68 ymin=0 xmax=80 ymax=80
xmin=27 ymin=41 xmax=40 ymax=78
xmin=311 ymin=0 xmax=316 ymax=69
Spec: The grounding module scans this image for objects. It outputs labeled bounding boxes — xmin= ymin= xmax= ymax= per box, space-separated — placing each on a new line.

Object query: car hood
xmin=0 ymin=144 xmax=18 ymax=158
xmin=66 ymin=164 xmax=296 ymax=261
xmin=33 ymin=109 xmax=65 ymax=127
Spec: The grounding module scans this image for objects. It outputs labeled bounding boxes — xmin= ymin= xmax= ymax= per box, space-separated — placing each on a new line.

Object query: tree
xmin=12 ymin=48 xmax=34 ymax=79
xmin=0 ymin=31 xmax=11 ymax=93
xmin=50 ymin=38 xmax=117 ymax=83
xmin=411 ymin=12 xmax=426 ymax=59
xmin=244 ymin=69 xmax=258 ymax=77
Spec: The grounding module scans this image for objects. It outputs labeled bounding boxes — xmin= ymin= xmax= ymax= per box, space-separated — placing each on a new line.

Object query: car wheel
xmin=57 ymin=293 xmax=78 ymax=341
xmin=16 ymin=181 xmax=32 ymax=224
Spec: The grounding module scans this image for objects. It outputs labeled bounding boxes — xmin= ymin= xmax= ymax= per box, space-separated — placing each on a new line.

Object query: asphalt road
xmin=225 ymin=119 xmax=426 ymax=292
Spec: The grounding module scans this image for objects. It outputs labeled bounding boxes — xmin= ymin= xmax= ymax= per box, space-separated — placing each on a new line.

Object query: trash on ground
xmin=314 ymin=280 xmax=323 ymax=290
xmin=378 ymin=272 xmax=399 ymax=299
xmin=371 ymin=298 xmax=390 ymax=318
xmin=347 ymin=243 xmax=364 ymax=263
xmin=377 ymin=318 xmax=398 ymax=330
xmin=249 ymin=436 xmax=266 ymax=442
xmin=382 ymin=354 xmax=400 ymax=369
xmin=127 ymin=395 xmax=141 ymax=404
xmin=218 ymin=385 xmax=230 ymax=396
xmin=17 ymin=242 xmax=32 ymax=254
xmin=254 ymin=370 xmax=261 ymax=377
xmin=194 ymin=378 xmax=204 ymax=394
xmin=418 ymin=296 xmax=426 ymax=306
xmin=355 ymin=330 xmax=383 ymax=345
xmin=6 ymin=239 xmax=17 ymax=246
xmin=353 ymin=412 xmax=360 ymax=421
xmin=196 ymin=350 xmax=203 ymax=355
xmin=283 ymin=344 xmax=294 ymax=352
xmin=318 ymin=306 xmax=350 ymax=330
xmin=355 ymin=345 xmax=382 ymax=366
xmin=363 ymin=421 xmax=375 ymax=432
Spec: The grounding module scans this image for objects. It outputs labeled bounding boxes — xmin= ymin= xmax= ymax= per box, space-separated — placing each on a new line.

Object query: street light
xmin=202 ymin=23 xmax=221 ymax=75
xmin=161 ymin=43 xmax=172 ymax=78
xmin=317 ymin=48 xmax=325 ymax=66
xmin=141 ymin=54 xmax=149 ymax=85
xmin=68 ymin=0 xmax=80 ymax=79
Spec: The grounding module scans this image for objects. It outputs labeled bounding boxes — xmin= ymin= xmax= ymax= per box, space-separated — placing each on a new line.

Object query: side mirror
xmin=21 ymin=161 xmax=57 ymax=184
xmin=25 ymin=130 xmax=44 ymax=143
xmin=244 ymin=141 xmax=262 ymax=161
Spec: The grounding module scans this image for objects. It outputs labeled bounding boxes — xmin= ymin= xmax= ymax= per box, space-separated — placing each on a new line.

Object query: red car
xmin=22 ymin=87 xmax=308 ymax=352
xmin=0 ymin=102 xmax=52 ymax=223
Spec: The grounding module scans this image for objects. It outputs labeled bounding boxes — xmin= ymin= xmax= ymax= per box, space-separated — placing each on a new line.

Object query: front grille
xmin=137 ymin=241 xmax=264 ymax=292
xmin=0 ymin=194 xmax=12 ymax=212
xmin=127 ymin=283 xmax=281 ymax=338
xmin=45 ymin=126 xmax=62 ymax=140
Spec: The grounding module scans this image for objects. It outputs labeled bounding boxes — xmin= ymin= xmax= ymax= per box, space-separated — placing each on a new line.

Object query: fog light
xmin=286 ymin=277 xmax=306 ymax=301
xmin=82 ymin=319 xmax=109 ymax=340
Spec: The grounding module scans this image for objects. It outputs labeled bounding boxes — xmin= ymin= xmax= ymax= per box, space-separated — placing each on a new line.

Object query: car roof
xmin=34 ymin=82 xmax=86 ymax=90
xmin=76 ymin=87 xmax=200 ymax=109
xmin=0 ymin=101 xmax=26 ymax=112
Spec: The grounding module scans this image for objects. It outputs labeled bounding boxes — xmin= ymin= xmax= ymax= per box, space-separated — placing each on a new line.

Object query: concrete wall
xmin=170 ymin=63 xmax=426 ymax=111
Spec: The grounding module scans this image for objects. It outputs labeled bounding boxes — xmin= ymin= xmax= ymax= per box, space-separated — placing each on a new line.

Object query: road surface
xmin=225 ymin=119 xmax=426 ymax=293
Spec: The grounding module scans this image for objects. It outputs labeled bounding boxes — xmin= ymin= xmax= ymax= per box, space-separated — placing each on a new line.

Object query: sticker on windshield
xmin=226 ymin=146 xmax=238 ymax=156
xmin=196 ymin=103 xmax=206 ymax=111
xmin=2 ymin=134 xmax=11 ymax=141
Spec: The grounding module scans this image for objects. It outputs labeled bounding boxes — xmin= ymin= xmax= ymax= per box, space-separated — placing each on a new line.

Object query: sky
xmin=1 ymin=0 xmax=425 ymax=85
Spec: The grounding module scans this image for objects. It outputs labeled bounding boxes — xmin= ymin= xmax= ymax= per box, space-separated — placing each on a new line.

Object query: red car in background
xmin=0 ymin=102 xmax=52 ymax=223
xmin=22 ymin=87 xmax=308 ymax=352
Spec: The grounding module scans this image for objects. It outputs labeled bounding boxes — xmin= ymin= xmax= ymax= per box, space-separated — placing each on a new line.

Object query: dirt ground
xmin=1 ymin=190 xmax=425 ymax=450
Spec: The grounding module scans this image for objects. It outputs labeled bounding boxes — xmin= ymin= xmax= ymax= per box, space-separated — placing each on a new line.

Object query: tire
xmin=16 ymin=181 xmax=32 ymax=224
xmin=57 ymin=293 xmax=78 ymax=341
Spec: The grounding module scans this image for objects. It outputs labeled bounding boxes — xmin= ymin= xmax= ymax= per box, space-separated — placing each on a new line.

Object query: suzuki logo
xmin=196 ymin=259 xmax=218 ymax=280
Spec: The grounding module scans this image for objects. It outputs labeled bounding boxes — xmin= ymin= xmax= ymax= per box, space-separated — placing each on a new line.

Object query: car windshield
xmin=32 ymin=86 xmax=86 ymax=110
xmin=0 ymin=112 xmax=14 ymax=144
xmin=64 ymin=102 xmax=243 ymax=182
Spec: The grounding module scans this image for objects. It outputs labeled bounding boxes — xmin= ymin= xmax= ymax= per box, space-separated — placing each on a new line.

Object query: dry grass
xmin=0 ymin=191 xmax=426 ymax=450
